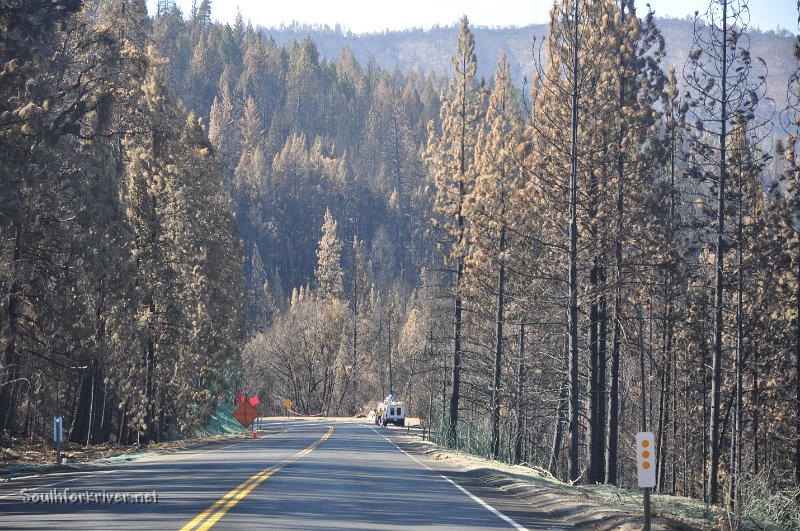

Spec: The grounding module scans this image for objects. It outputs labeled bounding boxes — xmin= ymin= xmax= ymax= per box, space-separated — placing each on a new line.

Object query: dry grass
xmin=2 ymin=437 xmax=133 ymax=467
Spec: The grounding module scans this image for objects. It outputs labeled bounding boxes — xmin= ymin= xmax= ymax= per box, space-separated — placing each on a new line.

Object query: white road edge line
xmin=370 ymin=426 xmax=528 ymax=531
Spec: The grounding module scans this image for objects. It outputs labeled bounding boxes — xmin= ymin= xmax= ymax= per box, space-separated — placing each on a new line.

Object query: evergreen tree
xmin=524 ymin=0 xmax=607 ymax=483
xmin=423 ymin=15 xmax=486 ymax=448
xmin=684 ymin=0 xmax=766 ymax=503
xmin=463 ymin=54 xmax=524 ymax=460
xmin=208 ymin=79 xmax=240 ymax=176
xmin=316 ymin=209 xmax=344 ymax=301
xmin=96 ymin=0 xmax=150 ymax=49
xmin=601 ymin=0 xmax=666 ymax=486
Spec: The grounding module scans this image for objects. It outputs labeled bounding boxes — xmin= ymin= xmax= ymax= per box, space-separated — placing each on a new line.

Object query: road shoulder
xmin=381 ymin=426 xmax=705 ymax=530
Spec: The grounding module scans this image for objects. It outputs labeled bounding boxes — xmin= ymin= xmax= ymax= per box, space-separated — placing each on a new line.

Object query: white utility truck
xmin=376 ymin=394 xmax=405 ymax=427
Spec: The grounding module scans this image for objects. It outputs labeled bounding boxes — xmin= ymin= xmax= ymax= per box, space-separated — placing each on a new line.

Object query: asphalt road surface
xmin=0 ymin=419 xmax=575 ymax=530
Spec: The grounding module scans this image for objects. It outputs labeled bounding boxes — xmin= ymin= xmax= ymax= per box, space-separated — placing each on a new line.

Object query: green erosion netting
xmin=200 ymin=403 xmax=247 ymax=436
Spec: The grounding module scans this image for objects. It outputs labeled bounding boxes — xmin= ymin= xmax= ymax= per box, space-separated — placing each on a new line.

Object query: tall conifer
xmin=423 ymin=15 xmax=486 ymax=448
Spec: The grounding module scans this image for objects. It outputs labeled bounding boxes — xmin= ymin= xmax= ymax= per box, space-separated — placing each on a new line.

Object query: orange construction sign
xmin=232 ymin=401 xmax=259 ymax=428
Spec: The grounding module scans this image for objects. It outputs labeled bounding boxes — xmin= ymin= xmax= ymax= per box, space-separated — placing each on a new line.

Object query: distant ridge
xmin=257 ymin=17 xmax=796 ymax=120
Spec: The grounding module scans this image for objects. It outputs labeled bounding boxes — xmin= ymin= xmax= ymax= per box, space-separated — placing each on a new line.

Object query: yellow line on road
xmin=180 ymin=426 xmax=334 ymax=531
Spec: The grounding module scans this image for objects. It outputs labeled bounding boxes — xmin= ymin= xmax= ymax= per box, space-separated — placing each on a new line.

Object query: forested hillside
xmin=148 ymin=2 xmax=441 ymax=419
xmin=152 ymin=0 xmax=800 ymax=519
xmin=2 ymin=0 xmax=799 ymax=527
xmin=152 ymin=7 xmax=437 ymax=317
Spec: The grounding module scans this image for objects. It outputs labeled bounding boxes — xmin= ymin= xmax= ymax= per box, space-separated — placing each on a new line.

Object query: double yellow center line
xmin=180 ymin=425 xmax=334 ymax=531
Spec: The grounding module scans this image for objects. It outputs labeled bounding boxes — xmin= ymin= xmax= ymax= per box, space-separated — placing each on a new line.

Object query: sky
xmin=146 ymin=0 xmax=797 ymax=34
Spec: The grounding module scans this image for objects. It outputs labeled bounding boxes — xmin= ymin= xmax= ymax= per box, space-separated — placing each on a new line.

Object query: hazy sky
xmin=146 ymin=0 xmax=797 ymax=34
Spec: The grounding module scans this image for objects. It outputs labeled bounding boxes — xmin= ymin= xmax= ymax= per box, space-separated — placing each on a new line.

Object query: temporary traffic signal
xmin=636 ymin=432 xmax=656 ymax=488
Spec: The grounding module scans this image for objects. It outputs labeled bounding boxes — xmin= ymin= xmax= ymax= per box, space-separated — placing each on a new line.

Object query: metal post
xmin=428 ymin=388 xmax=434 ymax=442
xmin=637 ymin=306 xmax=651 ymax=531
xmin=54 ymin=416 xmax=63 ymax=465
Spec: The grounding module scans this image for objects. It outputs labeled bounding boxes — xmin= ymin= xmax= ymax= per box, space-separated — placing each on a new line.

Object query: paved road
xmin=0 ymin=419 xmax=574 ymax=530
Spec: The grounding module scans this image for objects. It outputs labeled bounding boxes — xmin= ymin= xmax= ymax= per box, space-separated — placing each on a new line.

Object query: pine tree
xmin=151 ymin=4 xmax=190 ymax=91
xmin=0 ymin=0 xmax=136 ymax=442
xmin=196 ymin=0 xmax=212 ymax=32
xmin=654 ymin=65 xmax=684 ymax=493
xmin=316 ymin=209 xmax=344 ymax=301
xmin=286 ymin=37 xmax=321 ymax=135
xmin=423 ymin=15 xmax=486 ymax=448
xmin=725 ymin=113 xmax=768 ymax=516
xmin=185 ymin=28 xmax=222 ymax=118
xmin=684 ymin=0 xmax=766 ymax=503
xmin=208 ymin=79 xmax=240 ymax=177
xmin=602 ymin=0 xmax=666 ymax=486
xmin=464 ymin=54 xmax=524 ymax=460
xmin=176 ymin=112 xmax=245 ymax=433
xmin=525 ymin=0 xmax=604 ymax=483
xmin=247 ymin=243 xmax=270 ymax=327
xmin=96 ymin=0 xmax=150 ymax=49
